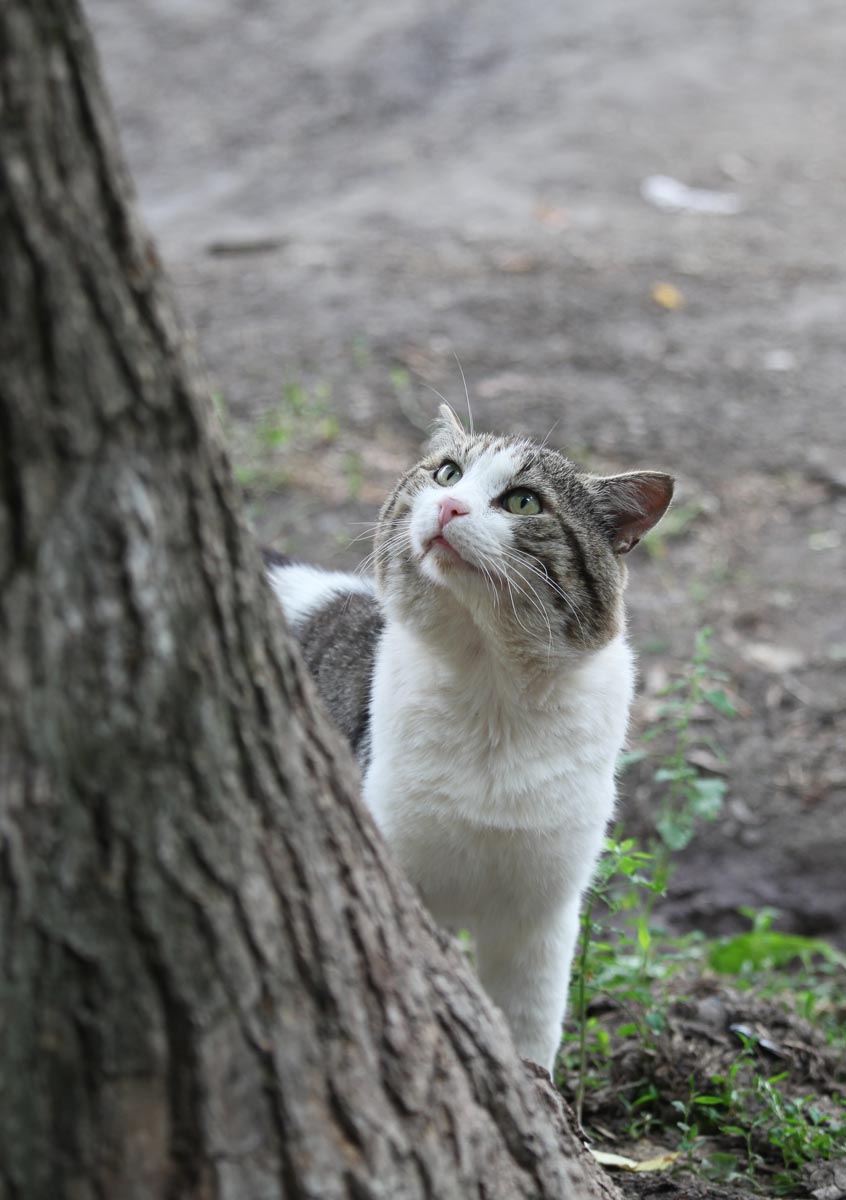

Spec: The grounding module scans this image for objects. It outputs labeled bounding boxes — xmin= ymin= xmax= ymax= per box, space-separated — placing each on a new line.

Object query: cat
xmin=266 ymin=405 xmax=673 ymax=1071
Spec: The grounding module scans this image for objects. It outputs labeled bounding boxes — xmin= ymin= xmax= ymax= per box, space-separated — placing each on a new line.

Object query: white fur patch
xmin=409 ymin=445 xmax=522 ymax=582
xmin=267 ymin=563 xmax=375 ymax=629
xmin=363 ymin=610 xmax=634 ymax=1069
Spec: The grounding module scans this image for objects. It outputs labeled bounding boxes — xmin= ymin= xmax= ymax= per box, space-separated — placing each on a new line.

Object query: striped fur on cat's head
xmin=374 ymin=406 xmax=673 ymax=656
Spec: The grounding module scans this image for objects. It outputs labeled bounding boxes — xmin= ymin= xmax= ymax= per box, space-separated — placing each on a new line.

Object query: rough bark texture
xmin=0 ymin=4 xmax=622 ymax=1198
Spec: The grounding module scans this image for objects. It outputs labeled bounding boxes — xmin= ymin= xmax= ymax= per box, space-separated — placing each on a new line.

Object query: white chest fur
xmin=362 ymin=619 xmax=634 ymax=1068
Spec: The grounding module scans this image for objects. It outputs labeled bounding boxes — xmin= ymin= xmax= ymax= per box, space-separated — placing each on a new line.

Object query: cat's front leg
xmin=474 ymin=901 xmax=581 ymax=1072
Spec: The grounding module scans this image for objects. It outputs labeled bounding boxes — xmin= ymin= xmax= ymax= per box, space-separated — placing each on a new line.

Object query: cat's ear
xmin=592 ymin=471 xmax=674 ymax=554
xmin=426 ymin=403 xmax=465 ymax=452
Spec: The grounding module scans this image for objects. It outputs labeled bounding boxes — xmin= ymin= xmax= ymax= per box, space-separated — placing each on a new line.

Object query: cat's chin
xmin=416 ymin=547 xmax=488 ymax=598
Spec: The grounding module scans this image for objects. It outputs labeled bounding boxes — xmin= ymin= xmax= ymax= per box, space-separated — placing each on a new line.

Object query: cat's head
xmin=374 ymin=406 xmax=673 ymax=657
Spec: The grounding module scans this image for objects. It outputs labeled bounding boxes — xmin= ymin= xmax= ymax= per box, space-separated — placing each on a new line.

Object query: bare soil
xmin=87 ymin=0 xmax=845 ymax=1191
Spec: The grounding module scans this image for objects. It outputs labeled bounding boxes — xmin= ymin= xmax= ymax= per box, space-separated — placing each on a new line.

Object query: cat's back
xmin=265 ymin=555 xmax=383 ymax=761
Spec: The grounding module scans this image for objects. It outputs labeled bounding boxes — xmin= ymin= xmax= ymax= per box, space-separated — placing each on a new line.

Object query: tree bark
xmin=0 ymin=4 xmax=620 ymax=1198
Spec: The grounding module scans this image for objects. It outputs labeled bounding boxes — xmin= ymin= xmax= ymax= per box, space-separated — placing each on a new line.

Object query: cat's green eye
xmin=434 ymin=461 xmax=462 ymax=486
xmin=503 ymin=488 xmax=542 ymax=516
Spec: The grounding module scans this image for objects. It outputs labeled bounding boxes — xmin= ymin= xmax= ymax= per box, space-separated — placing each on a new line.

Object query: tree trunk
xmin=0 ymin=4 xmax=620 ymax=1198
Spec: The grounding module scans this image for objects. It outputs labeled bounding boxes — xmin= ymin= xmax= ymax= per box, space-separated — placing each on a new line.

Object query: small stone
xmin=742 ymin=642 xmax=806 ymax=673
xmin=762 ymin=348 xmax=797 ymax=371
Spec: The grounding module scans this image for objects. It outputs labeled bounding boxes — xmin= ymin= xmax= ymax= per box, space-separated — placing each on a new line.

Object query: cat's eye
xmin=502 ymin=488 xmax=542 ymax=516
xmin=434 ymin=461 xmax=462 ymax=486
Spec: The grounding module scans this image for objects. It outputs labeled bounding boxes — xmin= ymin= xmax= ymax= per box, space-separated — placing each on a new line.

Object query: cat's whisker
xmin=420 ymin=381 xmax=462 ymax=427
xmin=503 ymin=570 xmax=550 ymax=653
xmin=354 ymin=530 xmax=411 ymax=577
xmin=498 ymin=546 xmax=564 ymax=601
xmin=500 ymin=559 xmax=548 ymax=623
xmin=474 ymin=550 xmax=503 ymax=612
xmin=472 ymin=555 xmax=495 ymax=607
xmin=496 ymin=557 xmax=554 ymax=655
xmin=540 ymin=419 xmax=560 ymax=450
xmin=358 ymin=536 xmax=410 ymax=572
xmin=453 ymin=351 xmax=474 ymax=436
xmin=346 ymin=525 xmax=384 ymax=547
xmin=343 ymin=526 xmax=414 ymax=607
xmin=524 ymin=420 xmax=560 ymax=468
xmin=500 ymin=560 xmax=555 ymax=658
xmin=498 ymin=547 xmax=578 ymax=655
xmin=502 ymin=546 xmax=590 ymax=645
xmin=499 ymin=565 xmax=532 ymax=640
xmin=349 ymin=518 xmax=412 ymax=549
xmin=508 ymin=546 xmax=591 ymax=636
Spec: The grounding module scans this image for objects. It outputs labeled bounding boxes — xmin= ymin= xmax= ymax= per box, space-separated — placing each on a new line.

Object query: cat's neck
xmin=383 ymin=590 xmax=612 ymax=706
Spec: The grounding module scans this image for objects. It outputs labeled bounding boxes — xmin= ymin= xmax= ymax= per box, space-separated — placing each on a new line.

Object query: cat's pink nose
xmin=438 ymin=497 xmax=470 ymax=529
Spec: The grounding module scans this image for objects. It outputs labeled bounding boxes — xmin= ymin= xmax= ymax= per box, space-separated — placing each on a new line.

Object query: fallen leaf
xmin=590 ymin=1149 xmax=679 ymax=1173
xmin=651 ymin=281 xmax=685 ymax=310
xmin=687 ymin=748 xmax=730 ymax=775
xmin=495 ymin=253 xmax=538 ymax=273
xmin=535 ymin=203 xmax=569 ymax=230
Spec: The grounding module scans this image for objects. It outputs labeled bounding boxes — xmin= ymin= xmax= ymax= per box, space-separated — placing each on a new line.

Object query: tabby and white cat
xmin=267 ymin=406 xmax=673 ymax=1070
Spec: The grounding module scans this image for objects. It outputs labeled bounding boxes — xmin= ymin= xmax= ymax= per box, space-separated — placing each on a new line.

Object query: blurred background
xmin=86 ymin=0 xmax=845 ymax=943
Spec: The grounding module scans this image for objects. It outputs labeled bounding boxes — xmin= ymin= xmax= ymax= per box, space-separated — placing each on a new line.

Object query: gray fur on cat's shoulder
xmin=297 ymin=591 xmax=384 ymax=768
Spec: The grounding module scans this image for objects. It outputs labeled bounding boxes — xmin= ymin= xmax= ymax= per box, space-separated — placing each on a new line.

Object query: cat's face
xmin=374 ymin=407 xmax=673 ymax=656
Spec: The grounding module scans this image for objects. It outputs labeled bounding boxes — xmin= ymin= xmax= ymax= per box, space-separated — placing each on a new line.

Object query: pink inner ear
xmin=603 ymin=472 xmax=675 ymax=553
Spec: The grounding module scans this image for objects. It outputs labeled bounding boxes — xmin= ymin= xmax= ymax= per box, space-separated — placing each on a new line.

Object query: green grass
xmin=671 ymin=1023 xmax=846 ymax=1192
xmin=561 ymin=629 xmax=846 ymax=1195
xmin=220 ymin=375 xmax=343 ymax=503
xmin=562 ymin=914 xmax=846 ymax=1192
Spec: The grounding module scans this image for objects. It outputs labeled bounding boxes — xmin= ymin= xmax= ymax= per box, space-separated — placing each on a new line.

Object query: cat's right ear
xmin=592 ymin=471 xmax=675 ymax=554
xmin=426 ymin=403 xmax=465 ymax=452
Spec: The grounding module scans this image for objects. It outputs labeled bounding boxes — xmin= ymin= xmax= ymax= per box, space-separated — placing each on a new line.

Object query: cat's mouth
xmin=424 ymin=534 xmax=478 ymax=571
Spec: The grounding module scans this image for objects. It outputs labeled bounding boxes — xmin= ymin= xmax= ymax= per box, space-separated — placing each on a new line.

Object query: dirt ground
xmin=560 ymin=971 xmax=845 ymax=1198
xmin=88 ymin=0 xmax=845 ymax=949
xmin=82 ymin=0 xmax=846 ymax=1009
xmin=85 ymin=1 xmax=845 ymax=1190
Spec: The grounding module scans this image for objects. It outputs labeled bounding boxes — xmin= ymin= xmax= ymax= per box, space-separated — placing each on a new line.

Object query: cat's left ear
xmin=592 ymin=471 xmax=675 ymax=554
xmin=426 ymin=402 xmax=465 ymax=452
